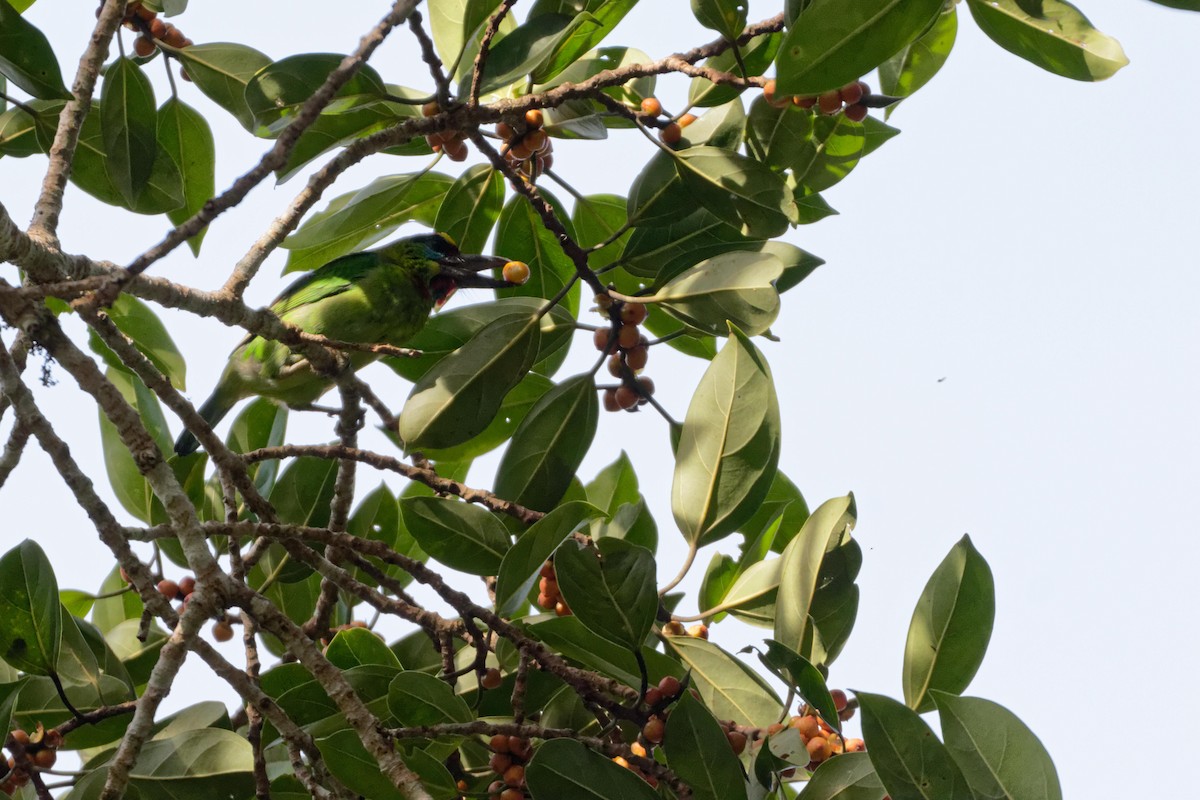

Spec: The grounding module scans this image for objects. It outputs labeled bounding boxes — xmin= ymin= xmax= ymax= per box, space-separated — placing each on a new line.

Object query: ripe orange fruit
xmin=660 ymin=123 xmax=682 ymax=144
xmin=502 ymin=261 xmax=530 ymax=284
xmin=640 ymin=97 xmax=663 ymax=116
xmin=481 ymin=668 xmax=503 ymax=689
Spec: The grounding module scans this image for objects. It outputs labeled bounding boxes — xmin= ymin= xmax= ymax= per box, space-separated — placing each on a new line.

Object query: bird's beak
xmin=439 ymin=254 xmax=515 ymax=288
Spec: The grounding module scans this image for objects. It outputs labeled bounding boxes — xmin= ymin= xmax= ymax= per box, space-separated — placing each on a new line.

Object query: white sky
xmin=2 ymin=1 xmax=1197 ymax=797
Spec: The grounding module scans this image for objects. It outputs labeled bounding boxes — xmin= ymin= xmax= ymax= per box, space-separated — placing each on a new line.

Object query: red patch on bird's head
xmin=430 ymin=274 xmax=458 ymax=308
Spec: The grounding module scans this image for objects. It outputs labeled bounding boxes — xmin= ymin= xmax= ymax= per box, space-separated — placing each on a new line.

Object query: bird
xmin=173 ymin=232 xmax=514 ymax=456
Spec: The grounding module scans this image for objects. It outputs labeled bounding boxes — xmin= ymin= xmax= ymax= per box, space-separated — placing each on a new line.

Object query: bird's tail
xmin=173 ymin=387 xmax=239 ymax=456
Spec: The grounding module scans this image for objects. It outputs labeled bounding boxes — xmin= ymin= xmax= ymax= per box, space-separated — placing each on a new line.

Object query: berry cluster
xmin=113 ymin=3 xmax=195 ymax=61
xmin=661 ymin=620 xmax=709 ymax=639
xmin=153 ymin=574 xmax=235 ymax=642
xmin=594 ymin=298 xmax=655 ymax=413
xmin=763 ymin=79 xmax=872 ymax=122
xmin=2 ymin=727 xmax=62 ymax=795
xmin=497 ymin=110 xmax=553 ymax=182
xmin=485 ymin=734 xmax=534 ymax=800
xmin=422 ymin=102 xmax=470 ymax=162
xmin=610 ymin=674 xmax=686 ymax=788
xmin=758 ymin=691 xmax=864 ymax=775
xmin=534 ymin=560 xmax=572 ymax=616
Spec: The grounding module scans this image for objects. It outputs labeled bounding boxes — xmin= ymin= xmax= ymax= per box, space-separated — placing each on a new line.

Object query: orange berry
xmin=817 ymin=90 xmax=843 ymax=115
xmin=40 ymin=730 xmax=62 ymax=750
xmin=763 ymin=79 xmax=789 ymax=108
xmin=607 ymin=354 xmax=625 ymax=379
xmin=444 ymin=139 xmax=469 ymax=162
xmin=422 ymin=101 xmax=440 ymax=117
xmin=134 ymin=36 xmax=156 ymax=57
xmin=502 ymin=764 xmax=525 ymax=787
xmin=687 ymin=623 xmax=709 ymax=639
xmin=640 ymin=97 xmax=663 ymax=116
xmin=134 ymin=4 xmax=157 ymax=21
xmin=806 ymin=736 xmax=832 ymax=762
xmin=10 ymin=730 xmax=29 ymax=746
xmin=481 ymin=668 xmax=503 ymax=689
xmin=617 ymin=324 xmax=641 ymax=350
xmin=524 ymin=109 xmax=544 ymax=129
xmin=642 ymin=717 xmax=665 ymax=744
xmin=496 ymin=121 xmax=515 ymax=140
xmin=830 ymin=689 xmax=848 ymax=711
xmin=509 ymin=140 xmax=533 ymax=160
xmin=498 ymin=789 xmax=523 ymax=800
xmin=792 ymin=95 xmax=816 ymax=109
xmin=838 ymin=81 xmax=864 ymax=105
xmin=539 ymin=561 xmax=556 ymax=579
xmin=624 ymin=345 xmax=648 ymax=371
xmin=31 ymin=749 xmax=56 ymax=770
xmin=619 ymin=302 xmax=648 ymax=325
xmin=490 ymin=734 xmax=511 ymax=753
xmin=157 ymin=579 xmax=180 ymax=599
xmin=508 ymin=737 xmax=533 ymax=761
xmin=502 ymin=261 xmax=530 ymax=284
xmin=212 ymin=620 xmax=235 ymax=642
xmin=844 ymin=103 xmax=868 ymax=122
xmin=611 ymin=756 xmax=631 ymax=770
xmin=660 ymin=122 xmax=682 ymax=144
xmin=178 ymin=576 xmax=196 ymax=596
xmin=643 ymin=687 xmax=663 ymax=707
xmin=630 ymin=741 xmax=649 ymax=758
xmin=489 ymin=752 xmax=513 ymax=774
xmin=602 ymin=389 xmax=621 ymax=413
xmin=766 ymin=723 xmax=785 ymax=737
xmin=662 ymin=621 xmax=686 ymax=636
xmin=148 ymin=17 xmax=166 ymax=38
xmin=593 ymin=327 xmax=615 ymax=352
xmin=792 ymin=714 xmax=820 ymax=739
xmin=163 ymin=25 xmax=186 ymax=49
xmin=554 ymin=600 xmax=571 ymax=616
xmin=536 ymin=591 xmax=555 ymax=608
xmin=636 ymin=376 xmax=655 ymax=398
xmin=678 ymin=113 xmax=697 ymax=128
xmin=657 ymin=675 xmax=682 ymax=697
xmin=727 ymin=730 xmax=747 ymax=754
xmin=845 ymin=737 xmax=866 ymax=752
xmin=524 ymin=129 xmax=547 ymax=150
xmin=614 ymin=385 xmax=639 ymax=411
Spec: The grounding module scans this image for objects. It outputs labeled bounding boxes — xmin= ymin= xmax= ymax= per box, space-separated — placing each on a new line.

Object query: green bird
xmin=173 ymin=233 xmax=513 ymax=456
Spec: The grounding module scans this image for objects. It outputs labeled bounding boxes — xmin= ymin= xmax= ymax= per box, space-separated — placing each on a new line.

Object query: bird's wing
xmin=271 ymin=252 xmax=381 ymax=316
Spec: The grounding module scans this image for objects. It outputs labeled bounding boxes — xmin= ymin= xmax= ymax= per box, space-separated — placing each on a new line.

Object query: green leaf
xmin=742 ymin=469 xmax=810 ymax=553
xmin=529 ymin=616 xmax=681 ymax=689
xmin=526 ymin=738 xmax=660 ymax=800
xmin=671 ymin=327 xmax=781 ymax=546
xmin=801 ymin=752 xmax=887 ymax=800
xmin=349 ymin=483 xmax=418 ymax=590
xmin=399 ymin=496 xmax=510 ymax=575
xmin=790 ymin=114 xmax=868 ymax=196
xmin=495 ymin=502 xmax=603 ymax=616
xmin=98 ymin=369 xmax=172 ymax=524
xmin=665 ymin=636 xmax=782 ymax=727
xmin=933 ymin=693 xmax=1062 ymax=800
xmin=73 ymin=728 xmax=253 ymax=800
xmin=622 ymin=208 xmax=753 ymax=282
xmin=746 ymin=96 xmax=814 ymax=171
xmin=171 ymin=42 xmax=272 ymax=130
xmin=663 ymin=692 xmax=748 ymax=800
xmin=627 ymin=150 xmax=690 ymax=227
xmin=1147 ymin=0 xmax=1200 ymax=7
xmin=494 ymin=190 xmax=581 ymax=321
xmin=720 ymin=558 xmax=779 ymax=626
xmin=419 ymin=372 xmax=555 ymax=463
xmin=100 ymin=294 xmax=187 ymax=390
xmin=493 ymin=374 xmax=598 ymax=513
xmin=159 ymin=98 xmax=215 ymax=255
xmin=856 ymin=691 xmax=972 ymax=800
xmin=688 ymin=33 xmax=780 ymax=107
xmin=528 ymin=0 xmax=640 ymax=84
xmin=270 ymin=456 xmax=338 ymax=528
xmin=313 ymin=730 xmax=406 ymax=800
xmin=325 ymin=627 xmax=401 ymax=670
xmin=571 ymin=193 xmax=629 ymax=271
xmin=282 ymin=172 xmax=453 ymax=273
xmin=468 ymin=13 xmax=588 ymax=96
xmin=278 ymin=100 xmax=428 ymax=183
xmin=645 ymin=250 xmax=783 ymax=336
xmin=0 ymin=540 xmax=60 ymax=675
xmin=902 ymin=535 xmax=994 ymax=713
xmin=878 ymin=3 xmax=958 ymax=110
xmin=775 ymin=0 xmax=945 ymax=95
xmin=101 ymin=57 xmax=158 ymax=206
xmin=225 ymin=397 xmax=288 ymax=497
xmin=555 ymin=537 xmax=656 ymax=651
xmin=691 ymin=0 xmax=747 ymax=40
xmin=0 ymin=0 xmax=70 ymax=99
xmin=758 ymin=639 xmax=839 ymax=730
xmin=674 ymin=147 xmax=796 ymax=238
xmin=429 ymin=0 xmax=502 ymax=66
xmin=398 ymin=311 xmax=541 ymax=450
xmin=0 ymin=102 xmax=44 ymax=157
xmin=679 ymin=98 xmax=746 ymax=151
xmin=244 ymin=54 xmax=388 ymax=135
xmin=433 ymin=165 xmax=506 ymax=255
xmin=90 ymin=566 xmax=142 ymax=634
xmin=965 ymin=0 xmax=1128 ymax=81
xmin=387 ymin=670 xmax=473 ymax=726
xmin=774 ymin=494 xmax=856 ymax=659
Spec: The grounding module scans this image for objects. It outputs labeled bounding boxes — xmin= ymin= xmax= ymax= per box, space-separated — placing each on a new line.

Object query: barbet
xmin=173 ymin=233 xmax=512 ymax=456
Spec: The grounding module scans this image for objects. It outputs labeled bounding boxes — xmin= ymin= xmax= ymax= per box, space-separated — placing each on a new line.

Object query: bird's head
xmin=388 ymin=232 xmax=515 ymax=308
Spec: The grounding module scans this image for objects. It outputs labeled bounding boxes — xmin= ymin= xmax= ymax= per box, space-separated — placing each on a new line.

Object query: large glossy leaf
xmin=419 ymin=372 xmax=555 ymax=462
xmin=0 ymin=540 xmax=60 ymax=675
xmin=622 ymin=208 xmax=754 ymax=281
xmin=645 ymin=250 xmax=783 ymax=336
xmin=571 ymin=193 xmax=629 ymax=271
xmin=159 ymin=98 xmax=215 ymax=255
xmin=878 ymin=3 xmax=958 ymax=108
xmin=903 ymin=535 xmax=994 ymax=713
xmin=282 ymin=172 xmax=453 ymax=273
xmin=89 ymin=566 xmax=142 ymax=634
xmin=665 ymin=636 xmax=783 ymax=727
xmin=688 ymin=33 xmax=781 ymax=107
xmin=468 ymin=13 xmax=588 ymax=95
xmin=691 ymin=0 xmax=747 ymax=40
xmin=671 ymin=327 xmax=781 ymax=546
xmin=790 ymin=114 xmax=868 ymax=196
xmin=101 ymin=57 xmax=158 ymax=206
xmin=0 ymin=102 xmax=44 ymax=157
xmin=278 ymin=100 xmax=428 ymax=183
xmin=316 ymin=730 xmax=450 ymax=800
xmin=244 ymin=54 xmax=388 ymax=135
xmin=387 ymin=670 xmax=473 ymax=726
xmin=493 ymin=374 xmax=598 ymax=512
xmin=72 ymin=728 xmax=253 ymax=800
xmin=98 ymin=369 xmax=172 ymax=524
xmin=555 ymin=537 xmax=656 ymax=651
xmin=325 ymin=627 xmax=402 ymax=670
xmin=856 ymin=691 xmax=972 ymax=800
xmin=664 ymin=692 xmax=748 ymax=800
xmin=526 ymin=738 xmax=660 ymax=800
xmin=529 ymin=616 xmax=681 ymax=689
xmin=88 ymin=293 xmax=187 ymax=390
xmin=802 ymin=752 xmax=887 ymax=800
xmin=933 ymin=693 xmax=1062 ymax=800
xmin=429 ymin=0 xmax=501 ymax=66
xmin=349 ymin=483 xmax=420 ymax=590
xmin=758 ymin=639 xmax=839 ymax=730
xmin=775 ymin=0 xmax=945 ymax=95
xmin=627 ymin=150 xmax=690 ymax=227
xmin=774 ymin=494 xmax=856 ymax=659
xmin=225 ymin=397 xmax=288 ymax=496
xmin=0 ymin=0 xmax=70 ymax=99
xmin=716 ymin=557 xmax=779 ymax=626
xmin=674 ymin=147 xmax=796 ymax=238
xmin=746 ymin=97 xmax=815 ymax=172
xmin=397 ymin=311 xmax=540 ymax=449
xmin=399 ymin=496 xmax=510 ymax=575
xmin=433 ymin=165 xmax=506 ymax=255
xmin=528 ymin=0 xmax=640 ymax=84
xmin=270 ymin=455 xmax=338 ymax=528
xmin=171 ymin=43 xmax=272 ymax=130
xmin=495 ymin=502 xmax=602 ymax=616
xmin=965 ymin=0 xmax=1128 ymax=81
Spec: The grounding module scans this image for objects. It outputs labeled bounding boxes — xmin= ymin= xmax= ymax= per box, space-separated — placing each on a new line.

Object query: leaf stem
xmin=658 ymin=542 xmax=698 ymax=596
